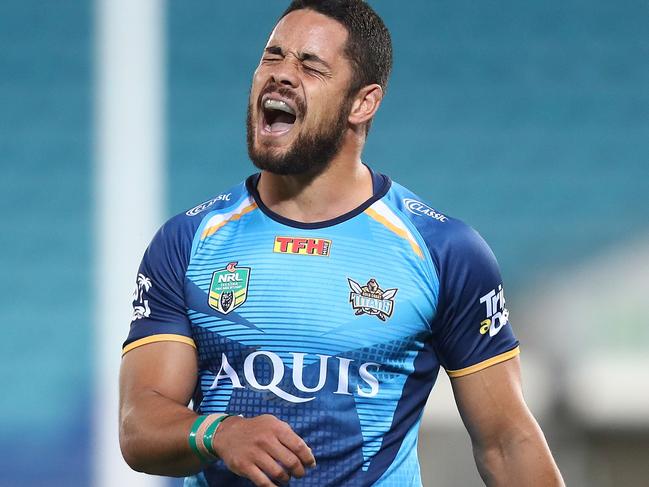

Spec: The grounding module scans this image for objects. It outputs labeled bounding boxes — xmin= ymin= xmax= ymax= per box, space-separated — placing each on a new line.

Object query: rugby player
xmin=119 ymin=1 xmax=565 ymax=485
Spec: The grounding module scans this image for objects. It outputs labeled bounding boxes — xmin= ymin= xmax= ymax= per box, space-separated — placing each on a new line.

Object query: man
xmin=119 ymin=1 xmax=565 ymax=486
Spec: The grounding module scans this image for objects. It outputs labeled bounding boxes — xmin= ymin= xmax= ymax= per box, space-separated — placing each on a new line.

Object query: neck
xmin=256 ymin=139 xmax=373 ymax=224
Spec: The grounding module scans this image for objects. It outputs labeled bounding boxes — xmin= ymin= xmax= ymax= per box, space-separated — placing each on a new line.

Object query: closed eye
xmin=303 ymin=65 xmax=331 ymax=80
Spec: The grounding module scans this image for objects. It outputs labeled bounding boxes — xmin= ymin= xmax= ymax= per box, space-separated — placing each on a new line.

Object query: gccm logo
xmin=209 ymin=351 xmax=380 ymax=403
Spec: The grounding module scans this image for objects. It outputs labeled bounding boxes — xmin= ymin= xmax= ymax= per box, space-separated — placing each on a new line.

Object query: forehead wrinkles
xmin=266 ymin=11 xmax=349 ymax=67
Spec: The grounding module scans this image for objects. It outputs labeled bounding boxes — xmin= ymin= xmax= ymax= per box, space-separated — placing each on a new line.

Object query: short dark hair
xmin=281 ymin=0 xmax=393 ymax=94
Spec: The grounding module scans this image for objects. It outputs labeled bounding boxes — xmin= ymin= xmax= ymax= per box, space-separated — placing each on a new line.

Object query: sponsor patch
xmin=274 ymin=236 xmax=331 ymax=256
xmin=403 ymin=198 xmax=447 ymax=222
xmin=479 ymin=284 xmax=509 ymax=337
xmin=348 ymin=278 xmax=398 ymax=321
xmin=131 ymin=273 xmax=152 ymax=321
xmin=210 ymin=351 xmax=380 ymax=403
xmin=186 ymin=193 xmax=232 ymax=216
xmin=208 ymin=262 xmax=251 ymax=314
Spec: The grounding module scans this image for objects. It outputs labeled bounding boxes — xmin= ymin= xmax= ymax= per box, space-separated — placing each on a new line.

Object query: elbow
xmin=120 ymin=442 xmax=146 ymax=473
xmin=477 ymin=428 xmax=536 ymax=458
xmin=473 ymin=430 xmax=536 ymax=479
xmin=473 ymin=441 xmax=503 ymax=483
xmin=119 ymin=414 xmax=147 ymax=473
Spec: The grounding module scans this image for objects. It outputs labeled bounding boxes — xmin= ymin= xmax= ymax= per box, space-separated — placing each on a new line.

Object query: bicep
xmin=450 ymin=356 xmax=535 ymax=446
xmin=120 ymin=341 xmax=198 ymax=412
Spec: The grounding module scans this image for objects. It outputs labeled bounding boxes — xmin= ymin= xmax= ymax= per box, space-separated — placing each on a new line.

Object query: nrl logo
xmin=208 ymin=262 xmax=251 ymax=314
xmin=348 ymin=278 xmax=398 ymax=321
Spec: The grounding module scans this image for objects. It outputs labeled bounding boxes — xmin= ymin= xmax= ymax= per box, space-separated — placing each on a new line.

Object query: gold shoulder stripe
xmin=201 ymin=202 xmax=258 ymax=240
xmin=365 ymin=207 xmax=423 ymax=259
xmin=446 ymin=346 xmax=520 ymax=378
xmin=122 ymin=334 xmax=196 ymax=356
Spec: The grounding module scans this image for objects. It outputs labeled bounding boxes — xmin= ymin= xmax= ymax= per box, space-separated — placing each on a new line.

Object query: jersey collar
xmin=245 ymin=166 xmax=391 ymax=229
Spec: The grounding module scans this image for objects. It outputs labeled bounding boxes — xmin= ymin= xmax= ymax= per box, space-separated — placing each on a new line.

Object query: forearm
xmin=119 ymin=389 xmax=205 ymax=476
xmin=473 ymin=423 xmax=564 ymax=487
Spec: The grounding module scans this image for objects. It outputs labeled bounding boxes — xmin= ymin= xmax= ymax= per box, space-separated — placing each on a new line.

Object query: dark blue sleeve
xmin=123 ymin=213 xmax=196 ymax=354
xmin=386 ymin=183 xmax=520 ymax=376
xmin=429 ymin=223 xmax=519 ymax=377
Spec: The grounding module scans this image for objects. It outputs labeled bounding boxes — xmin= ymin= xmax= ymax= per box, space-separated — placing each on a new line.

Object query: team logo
xmin=348 ymin=278 xmax=398 ymax=321
xmin=403 ymin=198 xmax=447 ymax=222
xmin=208 ymin=262 xmax=251 ymax=314
xmin=479 ymin=284 xmax=509 ymax=337
xmin=186 ymin=193 xmax=232 ymax=216
xmin=274 ymin=236 xmax=331 ymax=256
xmin=132 ymin=273 xmax=152 ymax=321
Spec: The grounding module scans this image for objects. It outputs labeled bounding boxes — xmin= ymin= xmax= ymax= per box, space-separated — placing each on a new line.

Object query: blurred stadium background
xmin=1 ymin=0 xmax=647 ymax=485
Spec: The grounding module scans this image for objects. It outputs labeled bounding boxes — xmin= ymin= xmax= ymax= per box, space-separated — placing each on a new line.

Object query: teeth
xmin=263 ymin=98 xmax=296 ymax=116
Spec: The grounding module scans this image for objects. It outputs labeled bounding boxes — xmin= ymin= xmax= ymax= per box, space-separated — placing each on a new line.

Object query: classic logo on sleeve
xmin=348 ymin=278 xmax=398 ymax=321
xmin=132 ymin=273 xmax=152 ymax=321
xmin=208 ymin=262 xmax=251 ymax=314
xmin=403 ymin=198 xmax=447 ymax=222
xmin=479 ymin=284 xmax=509 ymax=337
xmin=273 ymin=236 xmax=331 ymax=256
xmin=186 ymin=193 xmax=232 ymax=216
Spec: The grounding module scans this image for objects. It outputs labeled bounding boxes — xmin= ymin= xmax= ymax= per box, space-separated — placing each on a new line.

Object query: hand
xmin=212 ymin=414 xmax=316 ymax=486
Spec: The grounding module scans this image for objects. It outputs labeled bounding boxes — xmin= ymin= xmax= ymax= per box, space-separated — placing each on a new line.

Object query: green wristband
xmin=202 ymin=414 xmax=232 ymax=457
xmin=188 ymin=415 xmax=211 ymax=463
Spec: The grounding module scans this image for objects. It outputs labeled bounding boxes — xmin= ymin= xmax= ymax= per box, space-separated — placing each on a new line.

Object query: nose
xmin=269 ymin=57 xmax=300 ymax=89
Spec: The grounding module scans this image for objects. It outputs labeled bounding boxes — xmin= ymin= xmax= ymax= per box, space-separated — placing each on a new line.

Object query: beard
xmin=246 ymin=92 xmax=352 ymax=177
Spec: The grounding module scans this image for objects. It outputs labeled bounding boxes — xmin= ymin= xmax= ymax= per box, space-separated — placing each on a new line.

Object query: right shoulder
xmin=146 ymin=180 xmax=250 ymax=259
xmin=183 ymin=181 xmax=249 ymax=219
xmin=158 ymin=181 xmax=250 ymax=239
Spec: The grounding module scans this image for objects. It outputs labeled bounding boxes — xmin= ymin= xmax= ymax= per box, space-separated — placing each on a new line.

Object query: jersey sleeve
xmin=122 ymin=214 xmax=196 ymax=355
xmin=430 ymin=224 xmax=519 ymax=377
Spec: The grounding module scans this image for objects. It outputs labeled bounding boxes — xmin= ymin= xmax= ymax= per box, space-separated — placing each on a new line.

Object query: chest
xmin=185 ymin=217 xmax=437 ymax=362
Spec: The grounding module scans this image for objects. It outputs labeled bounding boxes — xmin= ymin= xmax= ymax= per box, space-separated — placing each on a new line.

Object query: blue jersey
xmin=124 ymin=170 xmax=519 ymax=486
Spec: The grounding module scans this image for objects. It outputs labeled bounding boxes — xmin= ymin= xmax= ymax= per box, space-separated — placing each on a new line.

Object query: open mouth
xmin=260 ymin=96 xmax=298 ymax=136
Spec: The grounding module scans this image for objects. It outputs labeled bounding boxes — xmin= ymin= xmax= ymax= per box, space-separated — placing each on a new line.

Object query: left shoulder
xmin=382 ymin=180 xmax=495 ymax=266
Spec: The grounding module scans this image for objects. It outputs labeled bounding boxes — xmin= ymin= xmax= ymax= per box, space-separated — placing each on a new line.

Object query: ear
xmin=347 ymin=84 xmax=383 ymax=126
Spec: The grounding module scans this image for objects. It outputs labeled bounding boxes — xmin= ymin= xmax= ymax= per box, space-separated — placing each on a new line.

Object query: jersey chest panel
xmin=187 ymin=210 xmax=435 ymax=380
xmin=184 ymin=208 xmax=439 ymax=479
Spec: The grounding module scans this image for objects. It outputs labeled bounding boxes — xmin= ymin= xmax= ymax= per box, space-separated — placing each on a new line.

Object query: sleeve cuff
xmin=122 ymin=334 xmax=196 ymax=356
xmin=446 ymin=345 xmax=520 ymax=378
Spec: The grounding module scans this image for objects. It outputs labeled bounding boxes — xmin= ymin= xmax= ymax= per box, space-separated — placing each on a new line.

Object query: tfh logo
xmin=274 ymin=236 xmax=331 ymax=256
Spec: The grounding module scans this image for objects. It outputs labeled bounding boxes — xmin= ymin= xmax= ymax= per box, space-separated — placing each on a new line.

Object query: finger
xmin=276 ymin=427 xmax=316 ymax=468
xmin=246 ymin=464 xmax=277 ymax=487
xmin=255 ymin=453 xmax=291 ymax=485
xmin=266 ymin=439 xmax=307 ymax=479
